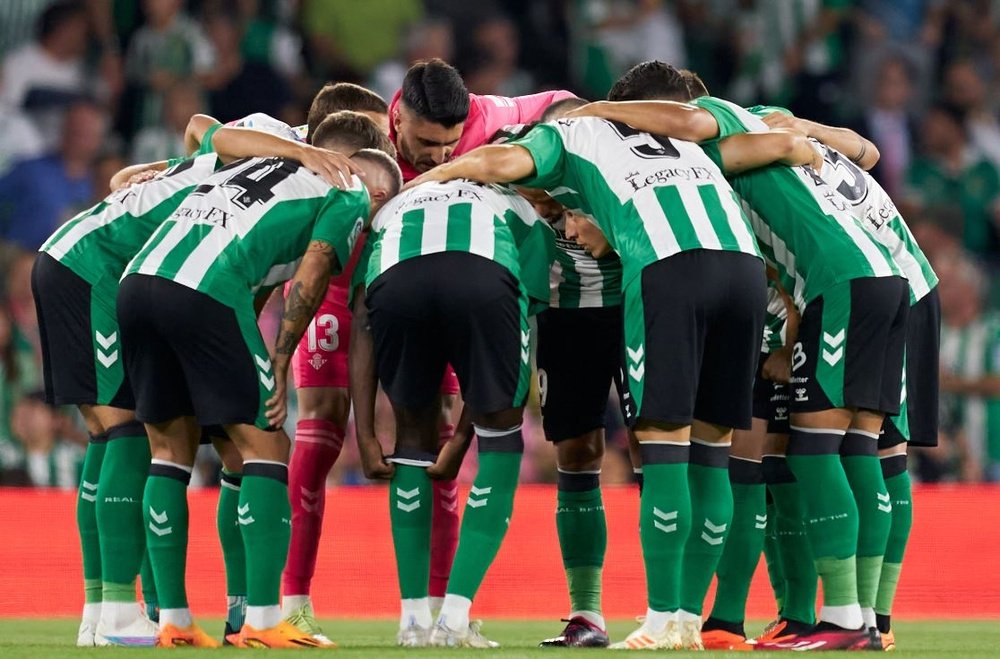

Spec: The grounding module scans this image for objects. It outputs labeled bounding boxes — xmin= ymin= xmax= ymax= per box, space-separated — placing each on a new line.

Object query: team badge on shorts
xmin=308 ymin=353 xmax=327 ymax=371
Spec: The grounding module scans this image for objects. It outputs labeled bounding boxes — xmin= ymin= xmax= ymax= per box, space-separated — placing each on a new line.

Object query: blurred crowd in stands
xmin=1 ymin=0 xmax=1000 ymax=486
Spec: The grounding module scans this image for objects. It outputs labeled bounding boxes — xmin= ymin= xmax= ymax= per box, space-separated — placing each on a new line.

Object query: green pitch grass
xmin=1 ymin=619 xmax=997 ymax=657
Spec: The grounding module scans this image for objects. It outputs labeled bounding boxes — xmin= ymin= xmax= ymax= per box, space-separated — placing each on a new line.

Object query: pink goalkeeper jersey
xmin=388 ymin=89 xmax=575 ymax=181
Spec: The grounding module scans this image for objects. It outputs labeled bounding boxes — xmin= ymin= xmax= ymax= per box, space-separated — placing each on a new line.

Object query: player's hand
xmin=298 ymin=145 xmax=365 ymax=190
xmin=118 ymin=168 xmax=160 ymax=190
xmin=359 ymin=437 xmax=394 ymax=480
xmin=402 ymin=168 xmax=443 ymax=192
xmin=762 ymin=347 xmax=792 ymax=384
xmin=264 ymin=366 xmax=289 ymax=429
xmin=762 ymin=112 xmax=801 ymax=132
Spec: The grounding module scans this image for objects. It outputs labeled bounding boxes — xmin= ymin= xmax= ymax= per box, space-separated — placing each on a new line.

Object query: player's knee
xmin=297 ymin=387 xmax=350 ymax=423
xmin=473 ymin=407 xmax=522 ymax=432
xmin=556 ymin=432 xmax=605 ymax=472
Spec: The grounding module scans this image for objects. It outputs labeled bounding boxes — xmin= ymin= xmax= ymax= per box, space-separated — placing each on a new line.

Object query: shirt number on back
xmin=609 ymin=121 xmax=681 ymax=159
xmin=307 ymin=313 xmax=339 ymax=352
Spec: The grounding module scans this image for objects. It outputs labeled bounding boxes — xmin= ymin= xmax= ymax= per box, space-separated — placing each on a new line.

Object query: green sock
xmin=96 ymin=426 xmax=151 ymax=597
xmin=762 ymin=498 xmax=785 ymax=612
xmin=139 ymin=552 xmax=158 ymax=621
xmin=240 ymin=462 xmax=292 ymax=608
xmin=769 ymin=480 xmax=817 ymax=624
xmin=710 ymin=459 xmax=766 ymax=624
xmin=390 ymin=464 xmax=433 ymax=599
xmin=786 ymin=430 xmax=860 ymax=610
xmin=556 ymin=471 xmax=606 ymax=617
xmin=876 ymin=457 xmax=912 ymax=618
xmin=639 ymin=443 xmax=691 ymax=613
xmin=143 ymin=462 xmax=191 ymax=609
xmin=446 ymin=428 xmax=523 ymax=600
xmin=680 ymin=444 xmax=732 ymax=615
xmin=78 ymin=437 xmax=107 ymax=604
xmin=218 ymin=471 xmax=246 ymax=630
xmin=841 ymin=432 xmax=891 ymax=615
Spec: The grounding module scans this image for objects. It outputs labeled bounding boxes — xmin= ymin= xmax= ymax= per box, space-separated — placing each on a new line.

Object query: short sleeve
xmin=310 ymin=183 xmax=371 ymax=275
xmin=196 ymin=122 xmax=222 ymax=156
xmin=692 ymin=96 xmax=757 ymax=139
xmin=510 ymin=123 xmax=569 ymax=189
xmin=698 ymin=142 xmax=726 ymax=171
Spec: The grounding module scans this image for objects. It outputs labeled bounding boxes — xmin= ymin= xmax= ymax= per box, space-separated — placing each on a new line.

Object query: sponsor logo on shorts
xmin=307 ymin=353 xmax=327 ymax=371
xmin=794 ymin=387 xmax=809 ymax=403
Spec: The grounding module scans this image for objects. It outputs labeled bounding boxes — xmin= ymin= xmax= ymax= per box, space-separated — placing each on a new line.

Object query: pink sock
xmin=282 ymin=418 xmax=344 ymax=596
xmin=429 ymin=424 xmax=459 ymax=598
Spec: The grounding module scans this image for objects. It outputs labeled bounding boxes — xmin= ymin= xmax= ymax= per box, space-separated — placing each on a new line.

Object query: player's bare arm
xmin=563 ymin=100 xmax=720 ymax=142
xmin=427 ymin=404 xmax=474 ymax=481
xmin=210 ymin=127 xmax=364 ymax=189
xmin=762 ymin=276 xmax=800 ymax=384
xmin=108 ymin=160 xmax=170 ymax=191
xmin=265 ymin=240 xmax=338 ymax=428
xmin=717 ymin=130 xmax=823 ymax=174
xmin=405 ymin=144 xmax=537 ymax=190
xmin=184 ymin=113 xmax=221 ymax=154
xmin=347 ymin=284 xmax=394 ymax=480
xmin=762 ymin=111 xmax=880 ymax=170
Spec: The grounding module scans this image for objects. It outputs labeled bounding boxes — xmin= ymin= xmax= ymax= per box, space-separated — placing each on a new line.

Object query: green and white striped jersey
xmin=364 ymin=179 xmax=555 ymax=306
xmin=493 ymin=123 xmax=622 ymax=308
xmin=694 ymin=96 xmax=903 ymax=310
xmin=746 ymin=105 xmax=938 ymax=304
xmin=40 ymin=153 xmax=222 ymax=302
xmin=512 ymin=117 xmax=760 ymax=289
xmin=125 ymin=156 xmax=370 ymax=310
xmin=550 ymin=214 xmax=622 ymax=308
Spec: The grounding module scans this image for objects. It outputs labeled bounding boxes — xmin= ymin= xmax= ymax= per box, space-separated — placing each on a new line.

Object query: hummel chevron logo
xmin=877 ymin=491 xmax=892 ymax=513
xmin=521 ymin=331 xmax=530 ymax=363
xmin=95 ymin=331 xmax=117 ymax=350
xmin=97 ymin=349 xmax=119 ymax=368
xmin=627 ymin=344 xmax=645 ymax=382
xmin=439 ymin=485 xmax=459 ymax=512
xmin=254 ymin=355 xmax=272 ymax=372
xmin=395 ymin=487 xmax=421 ymax=512
xmin=653 ymin=507 xmax=677 ymax=534
xmin=148 ymin=507 xmax=172 ymax=536
xmin=300 ymin=487 xmax=320 ymax=513
xmin=754 ymin=514 xmax=767 ymax=530
xmin=94 ymin=331 xmax=120 ymax=369
xmin=238 ymin=503 xmax=255 ymax=525
xmin=468 ymin=485 xmax=492 ymax=509
xmin=701 ymin=518 xmax=728 ymax=546
xmin=259 ymin=372 xmax=275 ymax=391
xmin=81 ymin=480 xmax=98 ymax=502
xmin=822 ymin=329 xmax=845 ymax=366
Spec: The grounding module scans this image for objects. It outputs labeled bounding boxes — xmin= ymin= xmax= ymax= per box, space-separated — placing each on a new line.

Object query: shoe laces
xmin=285 ymin=609 xmax=323 ymax=637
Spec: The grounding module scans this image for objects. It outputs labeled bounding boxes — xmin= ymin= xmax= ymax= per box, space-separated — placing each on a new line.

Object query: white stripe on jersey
xmin=132 ymin=221 xmax=189 ymax=276
xmin=677 ymin=185 xmax=722 ymax=250
xmin=887 ymin=224 xmax=932 ymax=300
xmin=254 ymin=259 xmax=302 ymax=293
xmin=832 ymin=210 xmax=898 ymax=279
xmin=44 ymin=205 xmax=129 ymax=259
xmin=468 ymin=203 xmax=496 ymax=261
xmin=719 ymin=189 xmax=759 ymax=255
xmin=172 ymin=225 xmax=233 ymax=291
xmin=420 ymin=206 xmax=449 ymax=254
xmin=746 ymin=202 xmax=806 ymax=311
xmin=633 ymin=189 xmax=681 ymax=259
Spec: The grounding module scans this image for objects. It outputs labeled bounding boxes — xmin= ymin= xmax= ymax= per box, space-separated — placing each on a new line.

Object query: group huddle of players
xmin=33 ymin=57 xmax=936 ymax=651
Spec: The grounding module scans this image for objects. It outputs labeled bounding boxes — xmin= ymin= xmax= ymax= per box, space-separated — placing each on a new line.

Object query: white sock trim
xmin=437 ymin=594 xmax=473 ymax=631
xmin=150 ymin=459 xmax=192 ymax=473
xmin=820 ymin=604 xmax=864 ymax=630
xmin=246 ymin=604 xmax=282 ymax=630
xmin=473 ymin=424 xmax=522 ymax=437
xmin=159 ymin=608 xmax=193 ymax=629
xmin=789 ymin=426 xmax=847 ymax=436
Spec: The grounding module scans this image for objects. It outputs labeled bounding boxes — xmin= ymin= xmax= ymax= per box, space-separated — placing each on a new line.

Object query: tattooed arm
xmin=264 ymin=240 xmax=338 ymax=428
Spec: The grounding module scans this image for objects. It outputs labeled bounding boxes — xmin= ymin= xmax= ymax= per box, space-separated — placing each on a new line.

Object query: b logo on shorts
xmin=792 ymin=342 xmax=807 ymax=372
